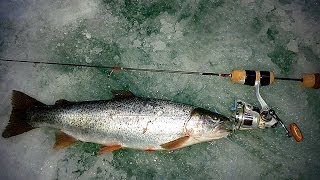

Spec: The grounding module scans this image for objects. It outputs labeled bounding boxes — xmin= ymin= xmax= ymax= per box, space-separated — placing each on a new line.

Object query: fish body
xmin=3 ymin=91 xmax=230 ymax=152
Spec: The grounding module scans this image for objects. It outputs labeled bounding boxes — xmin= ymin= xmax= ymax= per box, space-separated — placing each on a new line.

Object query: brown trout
xmin=2 ymin=90 xmax=230 ymax=153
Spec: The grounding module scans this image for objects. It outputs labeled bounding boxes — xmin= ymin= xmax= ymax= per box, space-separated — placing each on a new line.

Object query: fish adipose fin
xmin=53 ymin=131 xmax=77 ymax=150
xmin=55 ymin=99 xmax=72 ymax=106
xmin=160 ymin=136 xmax=190 ymax=150
xmin=2 ymin=90 xmax=45 ymax=138
xmin=112 ymin=90 xmax=135 ymax=99
xmin=97 ymin=144 xmax=122 ymax=154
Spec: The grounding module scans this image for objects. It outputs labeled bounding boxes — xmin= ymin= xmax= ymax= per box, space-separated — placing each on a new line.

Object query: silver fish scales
xmin=3 ymin=91 xmax=230 ymax=152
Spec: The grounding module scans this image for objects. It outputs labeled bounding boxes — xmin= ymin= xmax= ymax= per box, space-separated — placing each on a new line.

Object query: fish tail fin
xmin=2 ymin=90 xmax=45 ymax=138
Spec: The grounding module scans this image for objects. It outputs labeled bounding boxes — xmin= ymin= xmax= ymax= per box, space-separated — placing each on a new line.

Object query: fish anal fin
xmin=53 ymin=131 xmax=77 ymax=150
xmin=98 ymin=144 xmax=122 ymax=154
xmin=55 ymin=99 xmax=71 ymax=106
xmin=160 ymin=136 xmax=190 ymax=150
xmin=111 ymin=90 xmax=135 ymax=99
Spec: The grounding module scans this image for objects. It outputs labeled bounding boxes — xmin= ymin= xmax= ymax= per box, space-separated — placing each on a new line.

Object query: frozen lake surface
xmin=0 ymin=0 xmax=319 ymax=179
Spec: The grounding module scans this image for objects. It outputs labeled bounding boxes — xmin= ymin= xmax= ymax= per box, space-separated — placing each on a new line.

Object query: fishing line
xmin=0 ymin=58 xmax=227 ymax=76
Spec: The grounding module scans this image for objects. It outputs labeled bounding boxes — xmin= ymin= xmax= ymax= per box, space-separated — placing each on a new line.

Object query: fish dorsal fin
xmin=112 ymin=90 xmax=135 ymax=99
xmin=55 ymin=99 xmax=71 ymax=106
xmin=160 ymin=136 xmax=190 ymax=150
xmin=53 ymin=131 xmax=77 ymax=150
xmin=97 ymin=144 xmax=122 ymax=154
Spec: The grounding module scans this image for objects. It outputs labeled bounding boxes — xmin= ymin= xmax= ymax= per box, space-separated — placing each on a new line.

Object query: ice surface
xmin=0 ymin=0 xmax=320 ymax=179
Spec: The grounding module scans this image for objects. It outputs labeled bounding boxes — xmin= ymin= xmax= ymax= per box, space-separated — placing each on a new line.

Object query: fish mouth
xmin=205 ymin=124 xmax=230 ymax=140
xmin=215 ymin=124 xmax=231 ymax=138
xmin=214 ymin=123 xmax=225 ymax=131
xmin=212 ymin=114 xmax=229 ymax=129
xmin=213 ymin=123 xmax=231 ymax=134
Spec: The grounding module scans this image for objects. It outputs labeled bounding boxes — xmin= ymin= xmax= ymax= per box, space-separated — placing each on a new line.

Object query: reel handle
xmin=289 ymin=123 xmax=303 ymax=142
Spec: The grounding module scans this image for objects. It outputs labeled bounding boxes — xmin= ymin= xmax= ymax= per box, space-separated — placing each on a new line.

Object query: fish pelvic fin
xmin=2 ymin=90 xmax=45 ymax=138
xmin=160 ymin=136 xmax=190 ymax=150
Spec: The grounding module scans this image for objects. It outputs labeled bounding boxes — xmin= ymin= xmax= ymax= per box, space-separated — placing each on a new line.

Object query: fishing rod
xmin=1 ymin=58 xmax=319 ymax=89
xmin=0 ymin=57 xmax=310 ymax=142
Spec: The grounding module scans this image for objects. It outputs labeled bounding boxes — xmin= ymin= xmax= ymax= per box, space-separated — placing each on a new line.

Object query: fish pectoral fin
xmin=160 ymin=136 xmax=190 ymax=150
xmin=55 ymin=99 xmax=72 ymax=106
xmin=98 ymin=145 xmax=122 ymax=154
xmin=111 ymin=90 xmax=135 ymax=99
xmin=53 ymin=131 xmax=77 ymax=150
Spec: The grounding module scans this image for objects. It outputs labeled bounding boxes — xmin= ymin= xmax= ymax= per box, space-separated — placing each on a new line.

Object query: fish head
xmin=189 ymin=108 xmax=230 ymax=141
